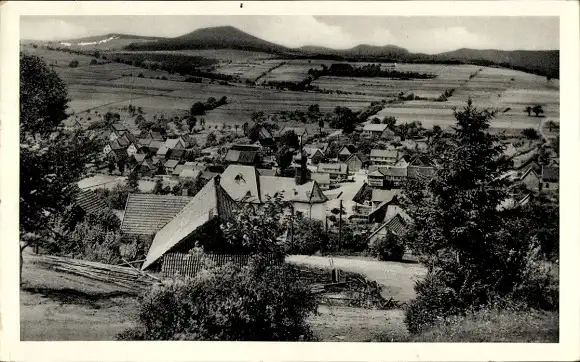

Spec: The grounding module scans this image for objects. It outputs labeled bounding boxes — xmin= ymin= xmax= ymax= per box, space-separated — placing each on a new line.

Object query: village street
xmin=286 ymin=255 xmax=426 ymax=303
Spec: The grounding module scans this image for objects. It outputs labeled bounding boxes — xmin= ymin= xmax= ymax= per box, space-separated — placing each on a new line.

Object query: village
xmin=64 ymin=104 xmax=560 ymax=273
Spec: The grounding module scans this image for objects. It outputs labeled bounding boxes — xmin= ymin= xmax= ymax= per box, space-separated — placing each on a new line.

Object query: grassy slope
xmin=19 ymin=252 xmax=407 ymax=341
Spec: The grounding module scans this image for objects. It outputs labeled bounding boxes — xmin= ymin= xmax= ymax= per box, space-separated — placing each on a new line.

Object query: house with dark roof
xmin=169 ymin=148 xmax=185 ymax=161
xmin=368 ymin=165 xmax=407 ymax=188
xmin=133 ymin=158 xmax=157 ymax=177
xmin=109 ymin=123 xmax=128 ymax=142
xmin=225 ymin=149 xmax=260 ymax=166
xmin=541 ymin=166 xmax=558 ymax=192
xmin=407 ymin=166 xmax=435 ymax=180
xmin=141 ymin=176 xmax=240 ymax=271
xmin=371 ymin=189 xmax=401 ymax=209
xmin=337 ymin=146 xmax=353 ymax=162
xmin=370 ymin=149 xmax=399 ymax=165
xmin=72 ymin=190 xmax=108 ymax=222
xmin=219 ymin=165 xmax=328 ymax=221
xmin=346 ymin=153 xmax=369 ymax=173
xmin=164 ymin=159 xmax=180 ymax=175
xmin=121 ymin=194 xmax=193 ymax=243
xmin=362 ymin=124 xmax=395 ymax=140
xmin=317 ymin=163 xmax=348 ymax=182
xmin=366 ymin=214 xmax=408 ymax=245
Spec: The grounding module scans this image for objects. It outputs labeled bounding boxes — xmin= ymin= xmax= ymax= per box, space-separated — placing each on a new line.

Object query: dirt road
xmin=287 ymin=255 xmax=426 ymax=303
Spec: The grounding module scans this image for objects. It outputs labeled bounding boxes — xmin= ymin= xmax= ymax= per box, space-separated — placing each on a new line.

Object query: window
xmin=545 ymin=183 xmax=550 ymax=189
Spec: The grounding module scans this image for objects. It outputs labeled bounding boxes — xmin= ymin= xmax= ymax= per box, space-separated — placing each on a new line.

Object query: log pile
xmin=36 ymin=255 xmax=160 ymax=295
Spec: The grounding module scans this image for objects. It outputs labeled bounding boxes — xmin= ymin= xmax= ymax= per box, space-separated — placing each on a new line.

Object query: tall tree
xmin=20 ymin=53 xmax=97 ymax=279
xmin=402 ymin=99 xmax=521 ymax=308
xmin=532 ymin=105 xmax=544 ymax=117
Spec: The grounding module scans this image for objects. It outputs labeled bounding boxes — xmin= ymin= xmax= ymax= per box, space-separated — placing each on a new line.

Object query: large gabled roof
xmin=121 ymin=194 xmax=192 ymax=236
xmin=367 ymin=214 xmax=408 ymax=241
xmin=142 ymin=177 xmax=239 ymax=270
xmin=370 ymin=149 xmax=398 ymax=158
xmin=75 ymin=190 xmax=107 ymax=215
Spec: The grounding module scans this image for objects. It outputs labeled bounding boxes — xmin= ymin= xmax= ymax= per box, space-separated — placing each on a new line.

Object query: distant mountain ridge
xmin=56 ymin=26 xmax=559 ymax=78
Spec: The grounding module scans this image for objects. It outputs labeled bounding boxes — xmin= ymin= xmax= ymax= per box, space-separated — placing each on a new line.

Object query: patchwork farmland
xmin=22 ymin=45 xmax=558 ymax=135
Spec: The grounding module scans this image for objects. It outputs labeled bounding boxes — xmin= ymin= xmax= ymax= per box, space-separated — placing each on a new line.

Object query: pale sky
xmin=20 ymin=16 xmax=559 ymax=54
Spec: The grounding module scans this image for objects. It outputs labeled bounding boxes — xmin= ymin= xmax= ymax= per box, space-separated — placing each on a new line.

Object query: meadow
xmin=22 ymin=45 xmax=559 ymax=133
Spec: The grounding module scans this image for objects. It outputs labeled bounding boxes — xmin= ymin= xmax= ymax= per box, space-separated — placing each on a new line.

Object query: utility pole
xmin=338 ymin=199 xmax=343 ymax=251
xmin=290 ymin=204 xmax=295 ymax=248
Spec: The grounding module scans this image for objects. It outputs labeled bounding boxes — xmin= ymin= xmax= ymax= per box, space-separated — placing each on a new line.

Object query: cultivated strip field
xmin=22 ymin=45 xmax=559 ymax=133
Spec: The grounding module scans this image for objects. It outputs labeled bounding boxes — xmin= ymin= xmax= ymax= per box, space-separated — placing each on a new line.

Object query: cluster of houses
xmin=76 ymin=119 xmax=559 ymax=273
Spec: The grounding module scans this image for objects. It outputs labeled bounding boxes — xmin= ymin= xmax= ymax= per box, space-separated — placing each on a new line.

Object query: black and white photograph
xmin=2 ymin=1 xmax=579 ymax=360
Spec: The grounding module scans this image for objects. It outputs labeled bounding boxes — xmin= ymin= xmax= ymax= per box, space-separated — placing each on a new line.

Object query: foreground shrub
xmin=117 ymin=260 xmax=317 ymax=341
xmin=369 ymin=232 xmax=405 ymax=261
xmin=287 ymin=217 xmax=328 ymax=255
xmin=404 ymin=271 xmax=462 ymax=334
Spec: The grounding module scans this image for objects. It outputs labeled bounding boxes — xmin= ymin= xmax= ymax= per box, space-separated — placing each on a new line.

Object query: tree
xmin=190 ymin=102 xmax=206 ymax=117
xmin=279 ymin=130 xmax=300 ymax=150
xmin=20 ymin=53 xmax=97 ymax=280
xmin=187 ymin=116 xmax=197 ymax=133
xmin=276 ymin=146 xmax=294 ymax=177
xmin=90 ymin=59 xmax=98 ymax=65
xmin=117 ymin=159 xmax=126 ymax=174
xmin=401 ymin=100 xmax=539 ymax=329
xmin=288 ymin=216 xmax=328 ymax=255
xmin=117 ymin=260 xmax=316 ymax=341
xmin=69 ymin=59 xmax=79 ymax=68
xmin=524 ymin=106 xmax=532 ymax=117
xmin=532 ymin=105 xmax=544 ymax=117
xmin=108 ymin=162 xmax=116 ymax=174
xmin=127 ymin=171 xmax=140 ymax=192
xmin=318 ymin=119 xmax=324 ymax=135
xmin=521 ymin=128 xmax=540 ymax=140
xmin=234 ymin=124 xmax=240 ymax=135
xmin=205 ymin=132 xmax=217 ymax=147
xmin=153 ymin=179 xmax=165 ymax=195
xmin=545 ymin=120 xmax=558 ymax=132
xmin=242 ymin=122 xmax=249 ymax=136
xmin=371 ymin=117 xmax=380 ymax=124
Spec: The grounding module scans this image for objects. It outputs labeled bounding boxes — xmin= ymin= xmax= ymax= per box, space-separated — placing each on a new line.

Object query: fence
xmin=161 ymin=252 xmax=281 ymax=278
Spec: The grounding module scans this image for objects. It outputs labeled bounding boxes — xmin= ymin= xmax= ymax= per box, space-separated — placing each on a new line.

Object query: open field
xmin=23 ymin=45 xmax=559 ymax=133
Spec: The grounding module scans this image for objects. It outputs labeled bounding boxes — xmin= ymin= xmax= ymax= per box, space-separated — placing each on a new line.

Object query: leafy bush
xmin=521 ymin=128 xmax=540 ymax=140
xmin=69 ymin=59 xmax=79 ymax=68
xmin=287 ymin=217 xmax=328 ymax=255
xmin=405 ymin=272 xmax=462 ymax=334
xmin=117 ymin=260 xmax=317 ymax=341
xmin=369 ymin=232 xmax=405 ymax=261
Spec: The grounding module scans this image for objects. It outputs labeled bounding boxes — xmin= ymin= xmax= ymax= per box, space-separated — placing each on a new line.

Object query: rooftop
xmin=121 ymin=194 xmax=192 ymax=236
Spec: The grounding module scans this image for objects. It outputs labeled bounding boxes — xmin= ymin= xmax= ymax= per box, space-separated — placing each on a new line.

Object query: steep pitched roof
xmin=367 ymin=214 xmax=407 ymax=241
xmin=363 ymin=124 xmax=389 ymax=132
xmin=338 ymin=146 xmax=352 ymax=156
xmin=219 ymin=164 xmax=262 ymax=203
xmin=121 ymin=194 xmax=192 ymax=236
xmin=164 ymin=159 xmax=179 ymax=168
xmin=133 ymin=153 xmax=146 ymax=163
xmin=157 ymin=145 xmax=170 ymax=156
xmin=142 ymin=177 xmax=239 ymax=270
xmin=407 ymin=166 xmax=435 ymax=179
xmin=75 ymin=190 xmax=107 ymax=215
xmin=111 ymin=123 xmax=128 ymax=132
xmin=165 ymin=138 xmax=183 ymax=149
xmin=172 ymin=164 xmax=185 ymax=176
xmin=225 ymin=149 xmax=258 ymax=164
xmin=370 ymin=149 xmax=398 ymax=158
